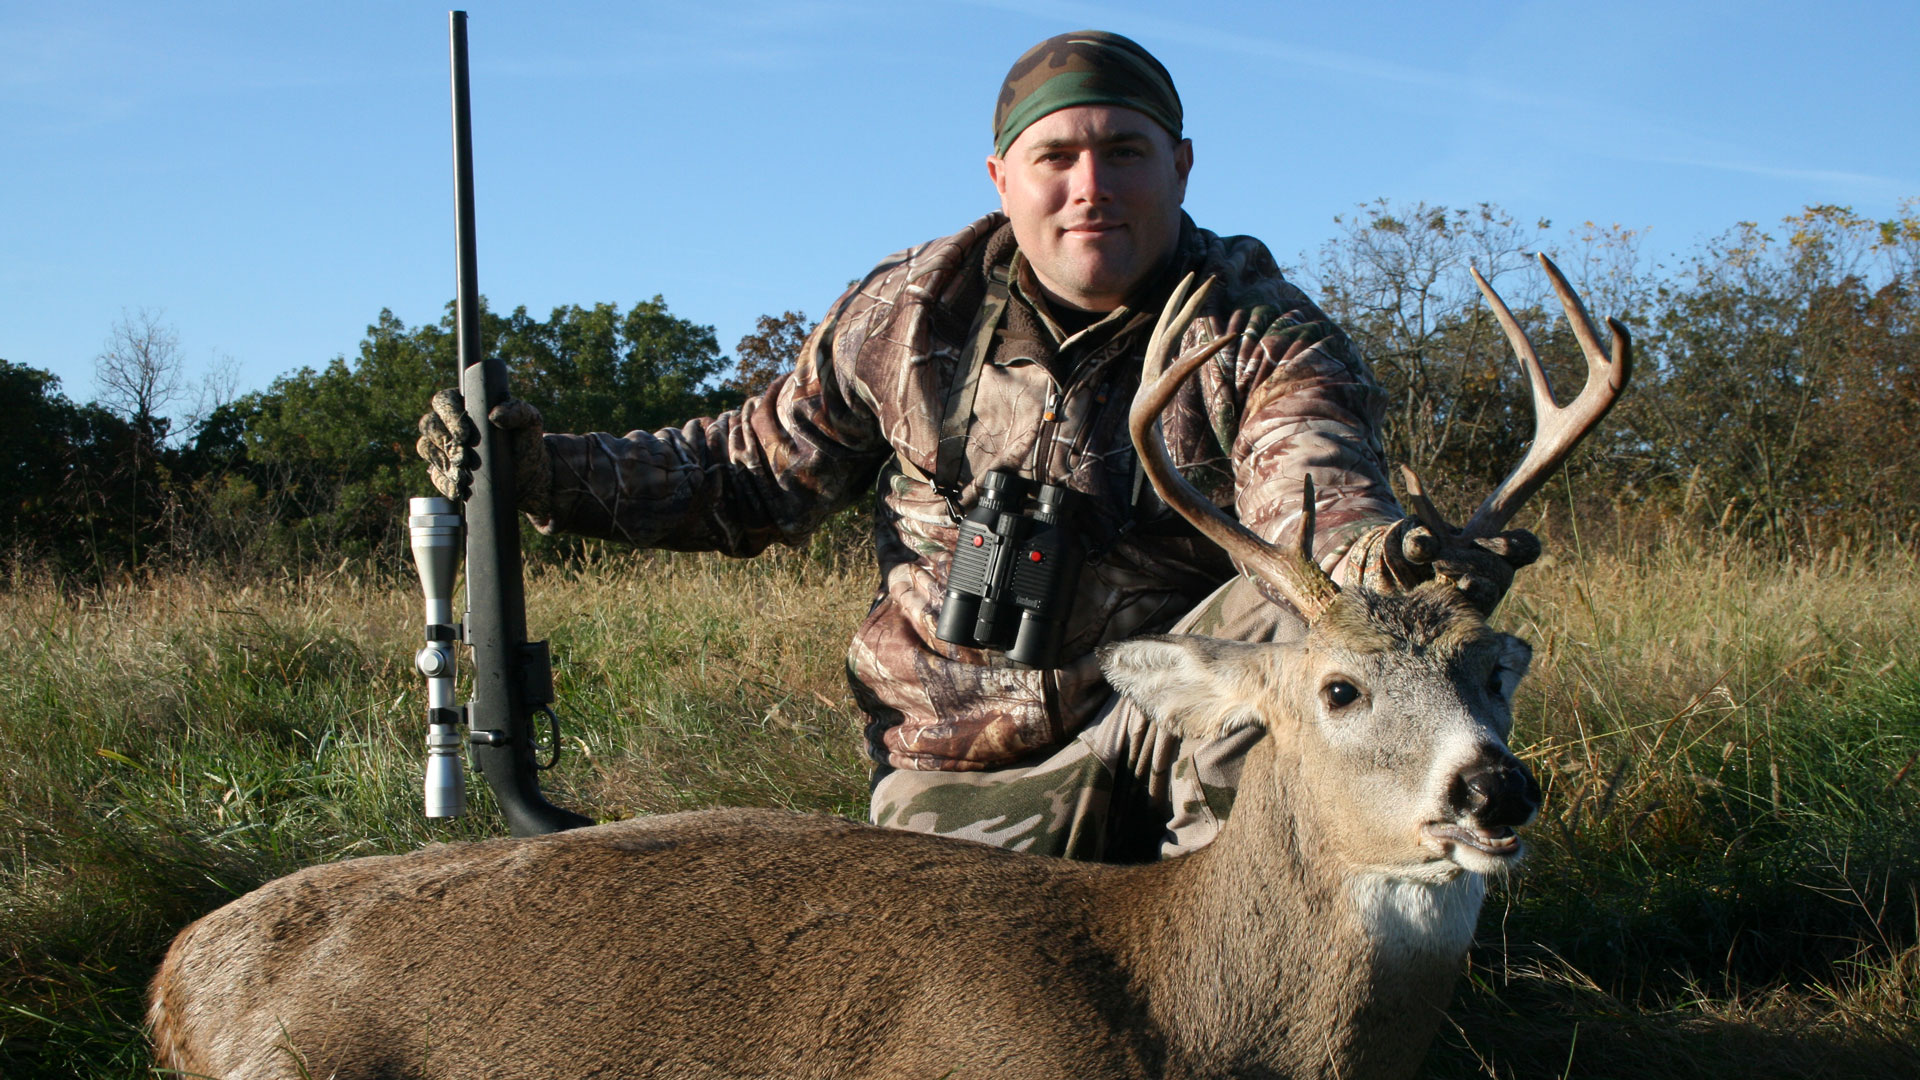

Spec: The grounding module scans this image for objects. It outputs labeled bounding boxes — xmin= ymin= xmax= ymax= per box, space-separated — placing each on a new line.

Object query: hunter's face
xmin=987 ymin=105 xmax=1191 ymax=313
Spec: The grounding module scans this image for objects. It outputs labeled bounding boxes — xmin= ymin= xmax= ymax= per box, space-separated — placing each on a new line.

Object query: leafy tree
xmin=500 ymin=296 xmax=739 ymax=435
xmin=233 ymin=296 xmax=738 ymax=562
xmin=233 ymin=308 xmax=448 ymax=560
xmin=13 ymin=201 xmax=1912 ymax=579
xmin=728 ymin=310 xmax=813 ymax=397
xmin=1623 ymin=204 xmax=1920 ymax=548
xmin=1301 ymin=201 xmax=1559 ymax=510
xmin=0 ymin=362 xmax=85 ymax=531
xmin=0 ymin=360 xmax=139 ymax=576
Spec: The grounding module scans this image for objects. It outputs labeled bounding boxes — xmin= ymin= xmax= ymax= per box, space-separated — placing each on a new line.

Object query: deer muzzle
xmin=1451 ymin=755 xmax=1541 ymax=831
xmin=1422 ymin=753 xmax=1540 ymax=861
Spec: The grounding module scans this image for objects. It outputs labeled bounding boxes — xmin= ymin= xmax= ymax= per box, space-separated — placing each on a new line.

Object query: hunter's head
xmin=987 ymin=30 xmax=1192 ymax=314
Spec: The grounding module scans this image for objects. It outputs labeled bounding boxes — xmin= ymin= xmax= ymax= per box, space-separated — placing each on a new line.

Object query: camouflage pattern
xmin=993 ymin=30 xmax=1182 ymax=155
xmin=870 ymin=574 xmax=1283 ymax=860
xmin=539 ymin=211 xmax=1405 ymax=774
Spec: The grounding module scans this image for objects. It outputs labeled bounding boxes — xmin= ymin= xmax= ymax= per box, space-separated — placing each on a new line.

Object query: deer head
xmin=1104 ymin=261 xmax=1630 ymax=880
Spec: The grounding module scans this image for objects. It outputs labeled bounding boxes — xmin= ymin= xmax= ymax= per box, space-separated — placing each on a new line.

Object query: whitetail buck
xmin=149 ymin=256 xmax=1629 ymax=1080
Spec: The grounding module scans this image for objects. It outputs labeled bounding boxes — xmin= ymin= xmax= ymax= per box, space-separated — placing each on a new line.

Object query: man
xmin=419 ymin=31 xmax=1533 ymax=862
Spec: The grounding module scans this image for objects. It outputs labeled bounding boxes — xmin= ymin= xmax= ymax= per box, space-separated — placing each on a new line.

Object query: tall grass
xmin=1438 ymin=531 xmax=1920 ymax=1076
xmin=1 ymin=535 xmax=1915 ymax=1077
xmin=0 ymin=547 xmax=872 ymax=1077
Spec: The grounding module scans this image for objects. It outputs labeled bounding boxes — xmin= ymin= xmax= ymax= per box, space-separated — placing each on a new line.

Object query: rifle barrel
xmin=448 ymin=9 xmax=591 ymax=836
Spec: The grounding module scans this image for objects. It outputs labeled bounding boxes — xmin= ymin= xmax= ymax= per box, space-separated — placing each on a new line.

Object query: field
xmin=2 ymin=531 xmax=1917 ymax=1078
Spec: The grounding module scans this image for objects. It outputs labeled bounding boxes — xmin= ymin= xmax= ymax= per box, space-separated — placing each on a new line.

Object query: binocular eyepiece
xmin=935 ymin=470 xmax=1084 ymax=668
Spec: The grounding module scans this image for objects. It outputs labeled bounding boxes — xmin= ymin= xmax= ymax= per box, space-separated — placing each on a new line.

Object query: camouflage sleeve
xmin=1220 ymin=284 xmax=1405 ymax=578
xmin=536 ymin=281 xmax=889 ymax=555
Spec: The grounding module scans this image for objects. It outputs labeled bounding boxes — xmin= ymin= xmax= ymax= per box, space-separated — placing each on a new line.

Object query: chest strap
xmin=930 ymin=263 xmax=1011 ymax=518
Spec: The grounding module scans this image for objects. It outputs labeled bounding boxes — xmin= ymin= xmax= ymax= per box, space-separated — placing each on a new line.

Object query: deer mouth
xmin=1422 ymin=822 xmax=1521 ymax=859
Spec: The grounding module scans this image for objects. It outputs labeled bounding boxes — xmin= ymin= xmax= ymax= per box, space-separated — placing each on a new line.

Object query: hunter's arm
xmin=537 ymin=284 xmax=887 ymax=555
xmin=1223 ymin=279 xmax=1404 ymax=580
xmin=1220 ymin=273 xmax=1536 ymax=609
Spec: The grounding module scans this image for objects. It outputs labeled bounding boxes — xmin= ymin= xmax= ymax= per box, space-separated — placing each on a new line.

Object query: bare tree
xmin=182 ymin=350 xmax=240 ymax=438
xmin=1561 ymin=220 xmax=1657 ymax=326
xmin=92 ymin=308 xmax=191 ymax=568
xmin=95 ymin=307 xmax=185 ymax=443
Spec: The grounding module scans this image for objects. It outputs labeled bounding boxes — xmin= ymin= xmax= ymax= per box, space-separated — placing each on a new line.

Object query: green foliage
xmin=230 ymin=308 xmax=447 ymax=561
xmin=8 ymin=198 xmax=1914 ymax=582
xmin=497 ymin=296 xmax=742 ymax=436
xmin=222 ymin=297 xmax=740 ymax=565
xmin=727 ymin=309 xmax=814 ymax=397
xmin=0 ymin=360 xmax=152 ymax=578
xmin=1304 ymin=198 xmax=1920 ymax=553
xmin=0 ymin=361 xmax=95 ymax=552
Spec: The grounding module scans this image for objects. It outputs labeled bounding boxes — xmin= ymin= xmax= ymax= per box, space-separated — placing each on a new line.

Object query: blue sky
xmin=5 ymin=0 xmax=1915 ymax=407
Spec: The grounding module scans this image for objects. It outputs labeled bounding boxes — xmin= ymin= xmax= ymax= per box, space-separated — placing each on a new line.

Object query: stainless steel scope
xmin=409 ymin=496 xmax=466 ymax=818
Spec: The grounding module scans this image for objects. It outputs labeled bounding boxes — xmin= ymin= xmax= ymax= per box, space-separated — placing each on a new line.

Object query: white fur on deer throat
xmin=1349 ymin=869 xmax=1486 ymax=962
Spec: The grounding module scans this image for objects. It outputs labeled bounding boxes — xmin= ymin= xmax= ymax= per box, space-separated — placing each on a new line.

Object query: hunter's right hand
xmin=417 ymin=389 xmax=479 ymax=501
xmin=1343 ymin=518 xmax=1541 ymax=615
xmin=415 ymin=389 xmax=552 ymax=518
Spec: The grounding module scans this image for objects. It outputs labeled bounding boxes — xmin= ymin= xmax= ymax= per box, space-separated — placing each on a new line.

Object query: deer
xmin=148 ymin=255 xmax=1629 ymax=1080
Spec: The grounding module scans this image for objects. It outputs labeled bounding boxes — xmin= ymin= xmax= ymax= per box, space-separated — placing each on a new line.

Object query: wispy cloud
xmin=1636 ymin=154 xmax=1907 ymax=196
xmin=955 ymin=0 xmax=1579 ymax=111
xmin=955 ymin=0 xmax=1914 ymax=201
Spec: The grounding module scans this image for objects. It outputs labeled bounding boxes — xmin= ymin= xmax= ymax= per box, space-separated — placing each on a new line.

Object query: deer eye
xmin=1323 ymin=681 xmax=1360 ymax=709
xmin=1486 ymin=667 xmax=1507 ymax=699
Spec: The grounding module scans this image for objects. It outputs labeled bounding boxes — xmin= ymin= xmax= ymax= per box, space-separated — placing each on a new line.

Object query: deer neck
xmin=1095 ymin=737 xmax=1484 ymax=1077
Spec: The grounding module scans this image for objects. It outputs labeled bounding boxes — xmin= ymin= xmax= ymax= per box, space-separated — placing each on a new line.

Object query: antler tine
xmin=1470 ymin=263 xmax=1555 ymax=422
xmin=1296 ymin=473 xmax=1318 ymax=565
xmin=1129 ymin=276 xmax=1340 ymax=621
xmin=1143 ymin=272 xmax=1201 ymax=384
xmin=1397 ymin=464 xmax=1457 ymax=536
xmin=1458 ymin=254 xmax=1634 ymax=539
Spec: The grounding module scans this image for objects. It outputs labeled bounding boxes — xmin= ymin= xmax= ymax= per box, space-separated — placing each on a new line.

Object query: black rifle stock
xmin=448 ymin=10 xmax=591 ymax=836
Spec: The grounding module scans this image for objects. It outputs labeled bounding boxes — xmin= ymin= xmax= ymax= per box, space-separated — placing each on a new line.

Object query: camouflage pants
xmin=869 ymin=576 xmax=1296 ymax=862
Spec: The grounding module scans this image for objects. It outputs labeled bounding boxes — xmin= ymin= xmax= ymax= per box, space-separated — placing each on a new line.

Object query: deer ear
xmin=1493 ymin=634 xmax=1532 ymax=699
xmin=1099 ymin=635 xmax=1272 ymax=741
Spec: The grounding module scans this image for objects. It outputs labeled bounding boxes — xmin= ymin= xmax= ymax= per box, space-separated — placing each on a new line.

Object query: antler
xmin=1444 ymin=253 xmax=1633 ymax=539
xmin=1130 ymin=274 xmax=1340 ymax=622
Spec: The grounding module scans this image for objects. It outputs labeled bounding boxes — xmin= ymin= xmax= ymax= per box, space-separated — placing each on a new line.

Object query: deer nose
xmin=1452 ymin=758 xmax=1541 ymax=829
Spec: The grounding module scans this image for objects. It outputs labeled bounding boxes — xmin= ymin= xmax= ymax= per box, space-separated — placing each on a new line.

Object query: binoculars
xmin=935 ymin=470 xmax=1085 ymax=668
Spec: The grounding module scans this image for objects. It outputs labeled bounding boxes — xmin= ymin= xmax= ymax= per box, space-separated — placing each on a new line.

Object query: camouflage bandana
xmin=993 ymin=30 xmax=1182 ymax=156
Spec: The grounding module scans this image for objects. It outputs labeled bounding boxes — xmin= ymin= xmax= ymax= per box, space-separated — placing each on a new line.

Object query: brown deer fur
xmin=149 ymin=584 xmax=1536 ymax=1080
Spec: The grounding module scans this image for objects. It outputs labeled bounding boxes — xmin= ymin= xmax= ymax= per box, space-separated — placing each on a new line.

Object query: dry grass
xmin=1434 ymin=533 xmax=1920 ymax=1077
xmin=1 ymin=535 xmax=1915 ymax=1077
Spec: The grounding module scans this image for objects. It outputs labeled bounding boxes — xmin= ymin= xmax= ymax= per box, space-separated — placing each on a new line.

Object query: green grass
xmin=2 ymin=536 xmax=1916 ymax=1078
xmin=1436 ymin=534 xmax=1920 ymax=1077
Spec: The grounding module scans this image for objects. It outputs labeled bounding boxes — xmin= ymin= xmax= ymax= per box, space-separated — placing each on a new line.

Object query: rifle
xmin=407 ymin=10 xmax=593 ymax=837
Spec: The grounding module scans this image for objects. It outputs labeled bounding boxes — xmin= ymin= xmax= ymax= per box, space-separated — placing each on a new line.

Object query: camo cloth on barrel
xmin=538 ymin=211 xmax=1404 ymax=772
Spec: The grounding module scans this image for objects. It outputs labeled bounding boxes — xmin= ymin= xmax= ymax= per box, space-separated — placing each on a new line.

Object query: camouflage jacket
xmin=540 ymin=212 xmax=1403 ymax=771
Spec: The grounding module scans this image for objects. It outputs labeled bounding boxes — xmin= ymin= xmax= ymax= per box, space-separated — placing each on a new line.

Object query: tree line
xmin=2 ymin=200 xmax=1914 ymax=581
xmin=1302 ymin=200 xmax=1918 ymax=554
xmin=1 ymin=297 xmax=810 ymax=579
